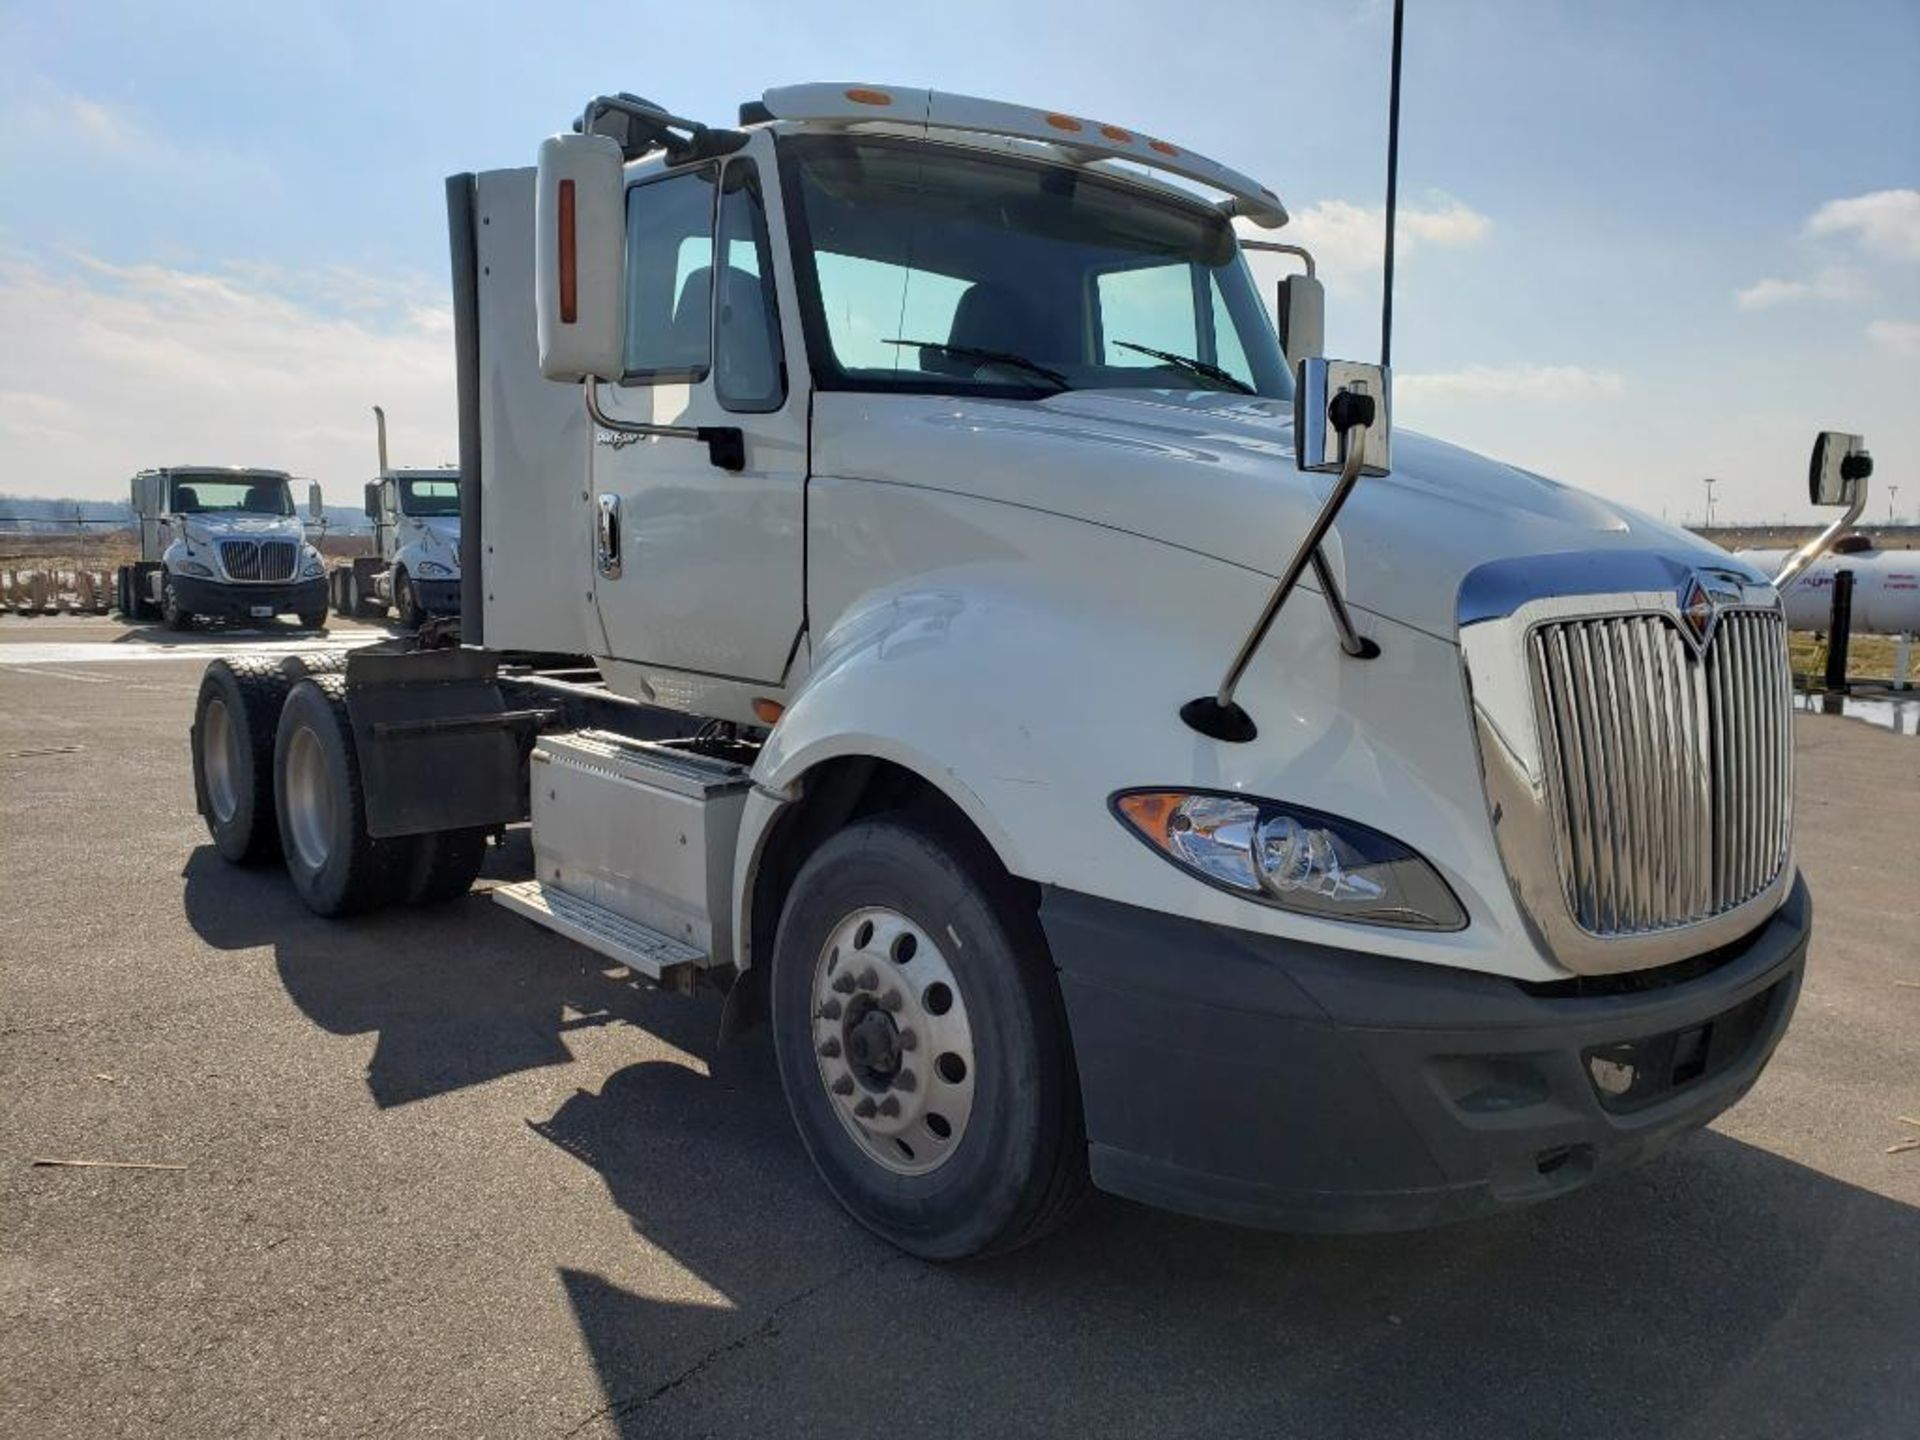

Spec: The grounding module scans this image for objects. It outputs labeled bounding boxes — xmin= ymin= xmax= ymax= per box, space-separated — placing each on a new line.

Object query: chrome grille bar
xmin=216 ymin=539 xmax=297 ymax=583
xmin=1526 ymin=609 xmax=1791 ymax=936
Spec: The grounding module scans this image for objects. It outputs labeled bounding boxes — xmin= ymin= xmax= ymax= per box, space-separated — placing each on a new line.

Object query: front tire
xmin=274 ymin=675 xmax=412 ymax=916
xmin=161 ymin=578 xmax=194 ymax=631
xmin=771 ymin=816 xmax=1088 ymax=1260
xmin=394 ymin=569 xmax=424 ymax=630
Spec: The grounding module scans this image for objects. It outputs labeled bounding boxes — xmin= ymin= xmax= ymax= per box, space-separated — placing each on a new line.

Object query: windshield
xmin=398 ymin=475 xmax=460 ymax=517
xmin=169 ymin=475 xmax=292 ymax=516
xmin=785 ymin=135 xmax=1290 ymax=401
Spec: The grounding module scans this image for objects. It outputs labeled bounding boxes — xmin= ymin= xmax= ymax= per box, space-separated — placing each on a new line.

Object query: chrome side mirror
xmin=1296 ymin=358 xmax=1391 ymax=476
xmin=1809 ymin=431 xmax=1871 ymax=507
xmin=1773 ymin=430 xmax=1872 ymax=590
xmin=307 ymin=481 xmax=324 ymax=522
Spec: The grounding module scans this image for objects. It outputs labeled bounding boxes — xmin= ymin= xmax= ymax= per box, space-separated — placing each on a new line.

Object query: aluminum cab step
xmin=493 ymin=879 xmax=707 ymax=990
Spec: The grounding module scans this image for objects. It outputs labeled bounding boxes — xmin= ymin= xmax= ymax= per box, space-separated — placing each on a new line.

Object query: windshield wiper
xmin=1113 ymin=341 xmax=1255 ymax=394
xmin=885 ymin=339 xmax=1069 ymax=390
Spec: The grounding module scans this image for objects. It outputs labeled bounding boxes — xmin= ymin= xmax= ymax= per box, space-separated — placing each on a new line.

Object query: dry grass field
xmin=0 ymin=529 xmax=371 ymax=573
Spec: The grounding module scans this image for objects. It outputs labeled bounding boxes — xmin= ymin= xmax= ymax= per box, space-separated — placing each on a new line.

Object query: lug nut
xmin=877 ymin=1096 xmax=901 ymax=1117
xmin=853 ymin=1097 xmax=877 ymax=1118
xmin=817 ymin=1038 xmax=841 ymax=1059
xmin=831 ymin=1075 xmax=855 ymax=1096
xmin=879 ymin=990 xmax=903 ymax=1012
xmin=857 ymin=967 xmax=879 ymax=992
xmin=832 ymin=972 xmax=857 ymax=995
xmin=816 ymin=998 xmax=842 ymax=1021
xmin=894 ymin=1069 xmax=917 ymax=1092
xmin=898 ymin=1028 xmax=918 ymax=1051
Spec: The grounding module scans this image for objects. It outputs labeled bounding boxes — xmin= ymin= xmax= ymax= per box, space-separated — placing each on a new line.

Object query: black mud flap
xmin=343 ymin=648 xmax=548 ymax=839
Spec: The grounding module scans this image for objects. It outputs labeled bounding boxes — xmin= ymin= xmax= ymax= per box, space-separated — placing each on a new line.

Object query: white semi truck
xmin=329 ymin=407 xmax=464 ymax=628
xmin=188 ymin=85 xmax=1866 ymax=1259
xmin=118 ymin=466 xmax=330 ymax=629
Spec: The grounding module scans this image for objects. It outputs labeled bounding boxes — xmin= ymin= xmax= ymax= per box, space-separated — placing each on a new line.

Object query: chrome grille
xmin=1528 ymin=609 xmax=1791 ymax=936
xmin=219 ymin=539 xmax=297 ymax=582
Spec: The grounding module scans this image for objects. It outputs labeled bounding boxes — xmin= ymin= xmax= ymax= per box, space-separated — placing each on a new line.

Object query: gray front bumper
xmin=1042 ymin=876 xmax=1809 ymax=1233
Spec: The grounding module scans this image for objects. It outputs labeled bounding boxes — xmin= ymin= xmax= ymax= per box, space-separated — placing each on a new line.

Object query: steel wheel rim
xmin=283 ymin=724 xmax=334 ymax=872
xmin=202 ymin=697 xmax=241 ymax=825
xmin=810 ymin=905 xmax=976 ymax=1177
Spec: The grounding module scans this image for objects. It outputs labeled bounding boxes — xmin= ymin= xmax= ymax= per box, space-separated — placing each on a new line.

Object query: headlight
xmin=301 ymin=548 xmax=325 ymax=577
xmin=181 ymin=560 xmax=214 ymax=578
xmin=417 ymin=561 xmax=452 ymax=577
xmin=1111 ymin=790 xmax=1466 ymax=931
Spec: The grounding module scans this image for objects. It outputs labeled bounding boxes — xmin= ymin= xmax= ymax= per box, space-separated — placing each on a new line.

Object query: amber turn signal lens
xmin=844 ymin=88 xmax=893 ymax=106
xmin=752 ymin=698 xmax=785 ymax=725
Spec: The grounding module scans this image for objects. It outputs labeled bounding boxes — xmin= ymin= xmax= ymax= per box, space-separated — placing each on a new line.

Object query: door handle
xmin=596 ymin=493 xmax=622 ymax=579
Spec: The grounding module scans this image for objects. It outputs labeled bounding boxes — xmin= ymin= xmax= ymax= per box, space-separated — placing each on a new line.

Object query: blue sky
xmin=2 ymin=0 xmax=1915 ymax=522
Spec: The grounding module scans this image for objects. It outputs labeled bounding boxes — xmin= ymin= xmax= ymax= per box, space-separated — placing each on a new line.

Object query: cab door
xmin=587 ymin=139 xmax=807 ymax=696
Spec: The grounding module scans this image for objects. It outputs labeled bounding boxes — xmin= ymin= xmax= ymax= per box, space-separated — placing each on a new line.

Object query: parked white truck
xmin=188 ymin=85 xmax=1866 ymax=1260
xmin=119 ymin=466 xmax=329 ymax=629
xmin=329 ymin=407 xmax=464 ymax=628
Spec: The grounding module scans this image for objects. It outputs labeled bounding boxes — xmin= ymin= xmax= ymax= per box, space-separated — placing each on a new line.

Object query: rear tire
xmin=350 ymin=569 xmax=383 ymax=620
xmin=770 ymin=815 xmax=1088 ymax=1260
xmin=297 ymin=606 xmax=327 ymax=631
xmin=192 ymin=657 xmax=294 ymax=865
xmin=273 ymin=675 xmax=412 ymax=916
xmin=405 ymin=828 xmax=489 ymax=905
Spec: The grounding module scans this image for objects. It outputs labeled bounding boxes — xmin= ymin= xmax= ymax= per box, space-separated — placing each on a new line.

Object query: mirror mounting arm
xmin=1181 ymin=386 xmax=1380 ymax=744
xmin=1774 ymin=439 xmax=1872 ymax=591
xmin=1772 ymin=483 xmax=1868 ymax=591
xmin=583 ymin=379 xmax=746 ymax=472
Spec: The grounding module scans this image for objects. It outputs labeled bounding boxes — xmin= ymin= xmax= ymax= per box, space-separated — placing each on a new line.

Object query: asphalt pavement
xmin=1 ymin=614 xmax=1915 ymax=1439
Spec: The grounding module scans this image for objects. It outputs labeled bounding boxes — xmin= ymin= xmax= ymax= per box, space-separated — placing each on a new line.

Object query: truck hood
xmin=403 ymin=516 xmax=461 ymax=541
xmin=180 ymin=515 xmax=305 ymax=542
xmin=823 ymin=388 xmax=1756 ymax=639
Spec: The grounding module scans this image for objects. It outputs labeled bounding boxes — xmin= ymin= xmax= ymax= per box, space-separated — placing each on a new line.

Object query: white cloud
xmin=1265 ymin=195 xmax=1492 ymax=278
xmin=1735 ymin=266 xmax=1867 ymax=309
xmin=1396 ymin=363 xmax=1624 ymax=403
xmin=0 ymin=249 xmax=453 ymax=501
xmin=1867 ymin=318 xmax=1920 ymax=358
xmin=1806 ymin=189 xmax=1920 ymax=263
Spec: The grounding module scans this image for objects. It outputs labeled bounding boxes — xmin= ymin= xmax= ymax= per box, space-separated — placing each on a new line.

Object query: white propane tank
xmin=1738 ymin=537 xmax=1920 ymax=634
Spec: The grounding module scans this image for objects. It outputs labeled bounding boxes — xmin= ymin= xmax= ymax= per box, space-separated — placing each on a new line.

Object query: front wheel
xmin=394 ymin=569 xmax=424 ymax=630
xmin=161 ymin=579 xmax=194 ymax=631
xmin=771 ymin=816 xmax=1088 ymax=1260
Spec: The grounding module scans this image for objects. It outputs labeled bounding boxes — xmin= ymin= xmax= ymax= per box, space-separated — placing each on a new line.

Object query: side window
xmin=623 ymin=169 xmax=717 ymax=380
xmin=1096 ymin=263 xmax=1198 ymax=366
xmin=713 ymin=161 xmax=787 ymax=412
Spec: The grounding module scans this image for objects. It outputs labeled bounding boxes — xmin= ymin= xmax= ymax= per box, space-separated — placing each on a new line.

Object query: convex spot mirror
xmin=1809 ymin=431 xmax=1871 ymax=507
xmin=535 ymin=132 xmax=628 ymax=383
xmin=1296 ymin=358 xmax=1391 ymax=476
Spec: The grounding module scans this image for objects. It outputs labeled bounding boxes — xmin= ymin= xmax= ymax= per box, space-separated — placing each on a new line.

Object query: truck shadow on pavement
xmin=179 ymin=843 xmax=1919 ymax=1438
xmin=180 ymin=838 xmax=717 ymax=1109
xmin=549 ymin=1096 xmax=1920 ymax=1438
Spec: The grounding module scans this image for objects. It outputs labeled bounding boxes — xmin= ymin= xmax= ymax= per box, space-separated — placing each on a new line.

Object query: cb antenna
xmin=1381 ymin=0 xmax=1405 ymax=369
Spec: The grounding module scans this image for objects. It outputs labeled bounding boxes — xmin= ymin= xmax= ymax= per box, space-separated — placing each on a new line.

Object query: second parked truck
xmin=188 ymin=85 xmax=1861 ymax=1259
xmin=329 ymin=407 xmax=464 ymax=628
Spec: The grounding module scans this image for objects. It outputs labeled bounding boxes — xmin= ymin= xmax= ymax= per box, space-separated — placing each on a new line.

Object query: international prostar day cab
xmin=188 ymin=85 xmax=1870 ymax=1260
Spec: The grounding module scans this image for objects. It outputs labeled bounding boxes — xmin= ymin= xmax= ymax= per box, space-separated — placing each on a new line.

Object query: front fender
xmin=741 ymin=518 xmax=1549 ymax=981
